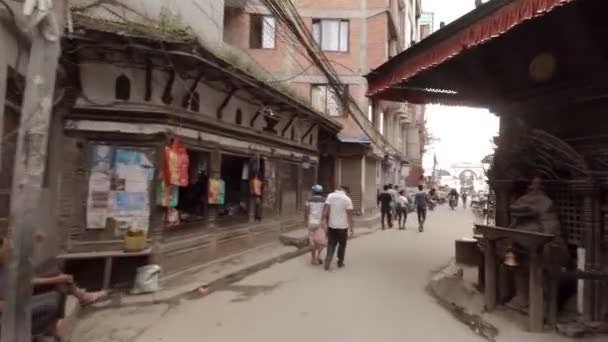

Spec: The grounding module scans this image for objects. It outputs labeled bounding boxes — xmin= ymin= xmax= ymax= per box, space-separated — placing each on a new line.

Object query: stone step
xmin=278 ymin=229 xmax=309 ymax=248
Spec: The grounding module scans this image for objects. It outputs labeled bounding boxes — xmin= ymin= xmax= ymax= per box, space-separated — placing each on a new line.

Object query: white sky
xmin=420 ymin=0 xmax=498 ymax=173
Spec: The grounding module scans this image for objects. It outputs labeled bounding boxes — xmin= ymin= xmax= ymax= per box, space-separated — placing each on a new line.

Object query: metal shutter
xmin=363 ymin=158 xmax=377 ymax=214
xmin=340 ymin=157 xmax=362 ymax=213
xmin=280 ymin=162 xmax=298 ymax=216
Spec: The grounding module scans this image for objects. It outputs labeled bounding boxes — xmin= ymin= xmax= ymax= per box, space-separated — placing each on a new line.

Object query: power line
xmin=260 ymin=0 xmax=397 ymax=154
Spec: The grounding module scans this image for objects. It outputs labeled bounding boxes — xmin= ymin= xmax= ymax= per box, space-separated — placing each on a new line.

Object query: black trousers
xmin=381 ymin=208 xmax=392 ymax=228
xmin=417 ymin=207 xmax=427 ymax=226
xmin=326 ymin=227 xmax=348 ymax=264
xmin=397 ymin=207 xmax=408 ymax=227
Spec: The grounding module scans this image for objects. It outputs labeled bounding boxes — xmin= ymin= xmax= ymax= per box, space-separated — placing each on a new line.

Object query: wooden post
xmin=547 ymin=273 xmax=559 ymax=329
xmin=1 ymin=2 xmax=65 ymax=341
xmin=529 ymin=248 xmax=545 ymax=332
xmin=582 ymin=193 xmax=594 ymax=321
xmin=484 ymin=238 xmax=497 ymax=311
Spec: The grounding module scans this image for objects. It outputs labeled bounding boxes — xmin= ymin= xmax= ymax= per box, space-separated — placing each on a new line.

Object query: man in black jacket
xmin=378 ymin=185 xmax=393 ymax=229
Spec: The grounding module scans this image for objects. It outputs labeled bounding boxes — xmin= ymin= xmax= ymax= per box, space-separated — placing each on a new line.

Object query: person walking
xmin=323 ymin=185 xmax=354 ymax=271
xmin=305 ymin=185 xmax=327 ymax=265
xmin=388 ymin=184 xmax=399 ymax=219
xmin=396 ymin=190 xmax=409 ymax=229
xmin=461 ymin=191 xmax=468 ymax=209
xmin=377 ymin=185 xmax=393 ymax=229
xmin=414 ymin=185 xmax=430 ymax=232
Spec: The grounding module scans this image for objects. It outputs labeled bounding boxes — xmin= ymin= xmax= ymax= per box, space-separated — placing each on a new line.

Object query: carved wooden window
xmin=115 ymin=74 xmax=131 ymax=100
xmin=236 ymin=109 xmax=243 ymax=125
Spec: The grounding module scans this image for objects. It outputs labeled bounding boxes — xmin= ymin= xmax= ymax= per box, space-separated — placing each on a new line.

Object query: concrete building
xmin=224 ymin=0 xmax=425 ymax=215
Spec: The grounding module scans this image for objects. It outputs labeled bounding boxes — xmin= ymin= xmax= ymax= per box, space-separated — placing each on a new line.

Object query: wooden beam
xmin=181 ymin=69 xmax=204 ymax=108
xmin=301 ymin=122 xmax=318 ymax=142
xmin=161 ymin=69 xmax=175 ymax=104
xmin=281 ymin=115 xmax=296 ymax=136
xmin=250 ymin=109 xmax=261 ymax=127
xmin=144 ymin=57 xmax=152 ymax=101
xmin=216 ymin=87 xmax=236 ymax=119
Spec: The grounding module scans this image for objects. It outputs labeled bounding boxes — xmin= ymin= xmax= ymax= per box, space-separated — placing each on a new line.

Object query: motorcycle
xmin=449 ymin=195 xmax=458 ymax=210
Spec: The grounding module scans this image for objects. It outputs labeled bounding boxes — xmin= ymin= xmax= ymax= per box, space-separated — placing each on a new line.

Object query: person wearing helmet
xmin=305 ymin=185 xmax=327 ymax=265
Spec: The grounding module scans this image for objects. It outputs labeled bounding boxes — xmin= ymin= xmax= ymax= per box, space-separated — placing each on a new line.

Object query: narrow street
xmin=135 ymin=205 xmax=482 ymax=342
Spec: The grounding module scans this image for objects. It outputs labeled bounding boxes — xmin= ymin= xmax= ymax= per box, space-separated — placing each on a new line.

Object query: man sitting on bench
xmin=0 ymin=236 xmax=108 ymax=340
xmin=32 ymin=231 xmax=108 ymax=306
xmin=0 ymin=236 xmax=65 ymax=339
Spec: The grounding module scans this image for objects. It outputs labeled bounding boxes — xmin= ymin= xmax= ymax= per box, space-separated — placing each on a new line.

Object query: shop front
xmin=57 ymin=16 xmax=340 ymax=284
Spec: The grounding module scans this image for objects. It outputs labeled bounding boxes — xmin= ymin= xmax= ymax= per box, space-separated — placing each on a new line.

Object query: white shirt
xmin=388 ymin=189 xmax=399 ymax=203
xmin=325 ymin=190 xmax=354 ymax=229
xmin=397 ymin=195 xmax=408 ymax=206
xmin=305 ymin=195 xmax=326 ymax=228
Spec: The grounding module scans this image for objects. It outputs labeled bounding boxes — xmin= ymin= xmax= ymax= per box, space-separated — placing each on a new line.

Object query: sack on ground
xmin=131 ymin=264 xmax=162 ymax=295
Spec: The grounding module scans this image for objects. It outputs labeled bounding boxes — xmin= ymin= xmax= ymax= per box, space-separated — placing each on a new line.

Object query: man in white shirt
xmin=322 ymin=185 xmax=354 ymax=271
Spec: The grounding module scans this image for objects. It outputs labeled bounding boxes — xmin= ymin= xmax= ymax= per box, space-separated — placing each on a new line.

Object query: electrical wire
xmin=260 ymin=0 xmax=398 ymax=154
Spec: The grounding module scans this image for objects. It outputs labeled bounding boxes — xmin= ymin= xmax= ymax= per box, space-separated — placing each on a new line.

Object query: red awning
xmin=367 ymin=0 xmax=575 ymax=97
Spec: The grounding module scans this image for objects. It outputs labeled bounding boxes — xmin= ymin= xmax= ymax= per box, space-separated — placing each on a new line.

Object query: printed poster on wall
xmin=86 ymin=171 xmax=111 ymax=229
xmin=109 ymin=149 xmax=153 ymax=235
xmin=90 ymin=145 xmax=113 ymax=173
xmin=208 ymin=178 xmax=225 ymax=205
xmin=86 ymin=145 xmax=155 ymax=235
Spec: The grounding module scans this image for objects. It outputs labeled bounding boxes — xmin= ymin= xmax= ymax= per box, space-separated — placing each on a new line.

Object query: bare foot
xmin=53 ymin=317 xmax=76 ymax=342
xmin=79 ymin=290 xmax=109 ymax=306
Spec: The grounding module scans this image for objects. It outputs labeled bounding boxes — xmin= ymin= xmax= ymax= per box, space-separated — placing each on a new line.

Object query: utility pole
xmin=432 ymin=153 xmax=438 ymax=188
xmin=1 ymin=1 xmax=65 ymax=341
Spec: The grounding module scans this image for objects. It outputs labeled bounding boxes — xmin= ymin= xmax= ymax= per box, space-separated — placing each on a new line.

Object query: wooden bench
xmin=475 ymin=224 xmax=554 ymax=332
xmin=57 ymin=248 xmax=152 ymax=289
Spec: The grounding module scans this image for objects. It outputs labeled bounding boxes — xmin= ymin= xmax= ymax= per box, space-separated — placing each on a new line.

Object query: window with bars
xmin=311 ymin=84 xmax=346 ymax=117
xmin=312 ymin=19 xmax=349 ymax=52
xmin=250 ymin=14 xmax=277 ymax=49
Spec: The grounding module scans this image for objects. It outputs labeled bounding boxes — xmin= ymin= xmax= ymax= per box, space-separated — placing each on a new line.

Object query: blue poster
xmin=115 ymin=149 xmax=142 ymax=166
xmin=112 ymin=192 xmax=147 ymax=211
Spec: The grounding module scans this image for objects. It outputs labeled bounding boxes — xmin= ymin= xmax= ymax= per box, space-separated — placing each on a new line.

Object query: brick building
xmin=225 ymin=0 xmax=426 ymax=215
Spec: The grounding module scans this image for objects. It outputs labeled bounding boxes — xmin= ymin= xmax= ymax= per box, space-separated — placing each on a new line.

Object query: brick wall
xmin=367 ymin=13 xmax=388 ymax=70
xmin=406 ymin=165 xmax=424 ymax=187
xmin=298 ymin=0 xmax=361 ymax=10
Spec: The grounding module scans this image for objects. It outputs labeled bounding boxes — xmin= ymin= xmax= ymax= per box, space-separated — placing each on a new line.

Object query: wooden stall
xmin=53 ymin=15 xmax=341 ymax=286
xmin=366 ymin=0 xmax=608 ymax=331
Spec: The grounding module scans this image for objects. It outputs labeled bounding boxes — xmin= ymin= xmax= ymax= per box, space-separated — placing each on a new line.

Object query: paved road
xmin=136 ymin=205 xmax=482 ymax=342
